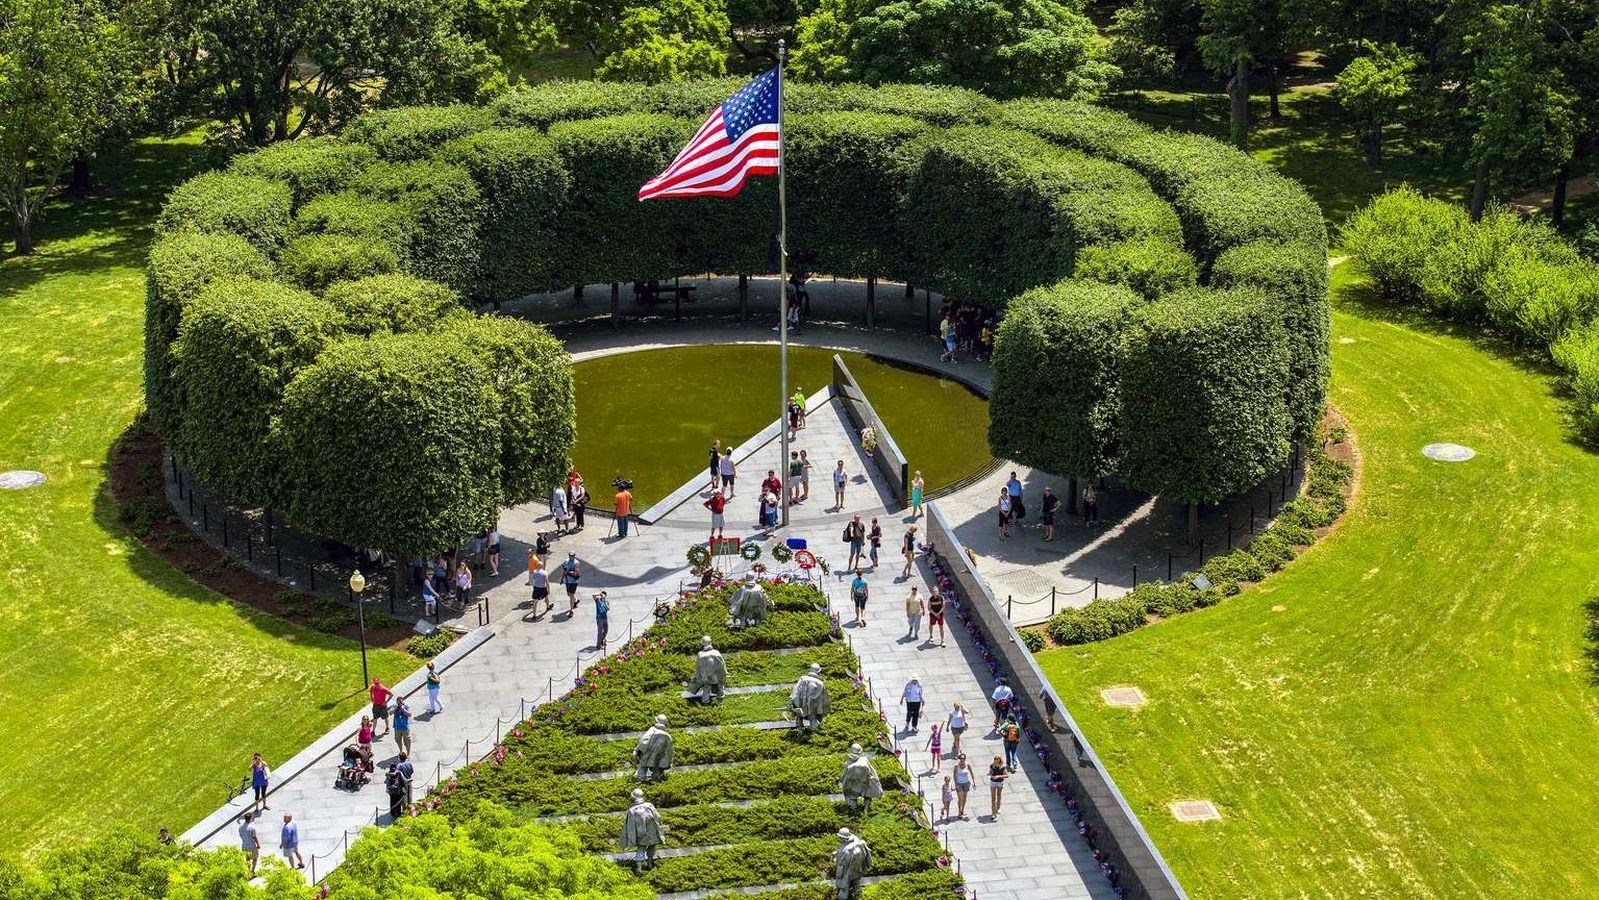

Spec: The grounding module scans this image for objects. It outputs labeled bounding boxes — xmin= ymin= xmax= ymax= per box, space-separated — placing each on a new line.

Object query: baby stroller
xmin=335 ymin=744 xmax=373 ymax=790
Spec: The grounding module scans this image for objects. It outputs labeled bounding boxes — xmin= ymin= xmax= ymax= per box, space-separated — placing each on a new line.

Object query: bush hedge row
xmin=1040 ymin=431 xmax=1353 ymax=646
xmin=1343 ymin=187 xmax=1599 ymax=442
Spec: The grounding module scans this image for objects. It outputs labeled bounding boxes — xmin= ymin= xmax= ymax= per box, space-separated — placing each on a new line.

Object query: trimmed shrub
xmin=443 ymin=316 xmax=576 ymax=506
xmin=442 ymin=127 xmax=572 ymax=299
xmin=1119 ymin=286 xmax=1292 ymax=503
xmin=1202 ymin=549 xmax=1266 ymax=585
xmin=988 ymin=279 xmax=1141 ymax=477
xmin=1073 ymin=237 xmax=1197 ymax=300
xmin=784 ymin=111 xmax=927 ymax=281
xmin=342 ymin=104 xmax=496 ymax=161
xmin=1246 ymin=531 xmax=1296 ymax=573
xmin=1212 ymin=239 xmax=1331 ymax=441
xmin=353 ymin=161 xmax=483 ymax=295
xmin=789 ymin=81 xmax=999 ymax=127
xmin=143 ymin=232 xmax=274 ymax=438
xmin=546 ymin=114 xmax=692 ymax=283
xmin=1045 ymin=594 xmax=1149 ymax=645
xmin=228 ymin=137 xmax=376 ymax=207
xmin=1174 ymin=168 xmax=1327 ymax=264
xmin=156 ymin=172 xmax=292 ymax=255
xmin=323 ymin=274 xmax=468 ymax=337
xmin=491 ymin=80 xmax=643 ymax=129
xmin=996 ymin=98 xmax=1149 ymax=155
xmin=170 ymin=278 xmax=344 ymax=507
xmin=1019 ymin=628 xmax=1046 ymax=652
xmin=1481 ymin=256 xmax=1599 ymax=347
xmin=278 ymin=334 xmax=502 ymax=557
xmin=279 ymin=233 xmax=399 ymax=292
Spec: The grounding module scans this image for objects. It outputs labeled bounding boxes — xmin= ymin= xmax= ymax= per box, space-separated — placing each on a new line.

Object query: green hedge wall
xmin=143 ymin=232 xmax=275 ymax=437
xmin=352 ymin=160 xmax=484 ymax=296
xmin=170 ymin=278 xmax=344 ymax=508
xmin=442 ymin=127 xmax=572 ymax=298
xmin=988 ymin=279 xmax=1141 ymax=477
xmin=155 ymin=172 xmax=292 ymax=255
xmin=1119 ymin=286 xmax=1292 ymax=503
xmin=322 ymin=273 xmax=469 ymax=337
xmin=1072 ymin=237 xmax=1197 ymax=300
xmin=784 ymin=112 xmax=924 ymax=280
xmin=279 ymin=233 xmax=400 ymax=292
xmin=342 ymin=104 xmax=496 ymax=162
xmin=227 ymin=136 xmax=376 ymax=207
xmin=278 ymin=334 xmax=504 ymax=558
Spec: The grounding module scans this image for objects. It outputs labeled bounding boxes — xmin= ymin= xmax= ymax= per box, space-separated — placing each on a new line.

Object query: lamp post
xmin=351 ymin=570 xmax=369 ymax=688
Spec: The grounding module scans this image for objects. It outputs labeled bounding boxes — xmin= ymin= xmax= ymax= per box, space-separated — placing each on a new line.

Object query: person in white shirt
xmin=990 ymin=678 xmax=1015 ymax=731
xmin=901 ymin=676 xmax=925 ymax=733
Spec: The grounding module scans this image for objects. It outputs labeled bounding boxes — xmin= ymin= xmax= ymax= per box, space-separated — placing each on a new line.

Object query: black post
xmin=221 ymin=516 xmax=229 ymax=547
xmin=275 ymin=545 xmax=283 ymax=577
xmin=1050 ymin=586 xmax=1056 ymax=617
xmin=866 ymin=276 xmax=876 ymax=328
xmin=357 ymin=600 xmax=370 ymax=688
xmin=738 ymin=273 xmax=749 ymax=320
xmin=1007 ymin=595 xmax=1012 ymax=617
xmin=202 ymin=504 xmax=209 ymax=533
xmin=923 ymin=288 xmax=931 ymax=335
xmin=1132 ymin=565 xmax=1138 ymax=587
xmin=1167 ymin=552 xmax=1173 ymax=582
xmin=610 ymin=282 xmax=620 ymax=327
xmin=389 ymin=575 xmax=397 ymax=613
xmin=1093 ymin=577 xmax=1099 ymax=600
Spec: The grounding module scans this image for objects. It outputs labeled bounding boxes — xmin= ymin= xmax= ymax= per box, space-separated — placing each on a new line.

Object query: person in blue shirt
xmin=395 ymin=752 xmax=415 ymax=808
xmin=593 ymin=591 xmax=610 ymax=651
xmin=1005 ymin=472 xmax=1025 ymax=522
xmin=280 ymin=812 xmax=303 ymax=869
xmin=850 ymin=570 xmax=870 ymax=626
xmin=392 ymin=697 xmax=412 ymax=756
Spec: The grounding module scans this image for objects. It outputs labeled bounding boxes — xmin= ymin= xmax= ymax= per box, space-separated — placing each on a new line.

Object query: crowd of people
xmin=937 ymin=300 xmax=997 ymax=364
xmin=996 ymin=471 xmax=1105 ymax=543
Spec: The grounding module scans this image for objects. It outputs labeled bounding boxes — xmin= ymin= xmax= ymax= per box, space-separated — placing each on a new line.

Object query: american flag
xmin=638 ymin=67 xmax=781 ymax=201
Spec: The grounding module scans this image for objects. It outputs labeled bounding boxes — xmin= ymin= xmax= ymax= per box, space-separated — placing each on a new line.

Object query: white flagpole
xmin=777 ymin=41 xmax=791 ymax=530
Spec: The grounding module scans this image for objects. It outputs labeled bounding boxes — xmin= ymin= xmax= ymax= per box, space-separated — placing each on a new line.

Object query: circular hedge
xmin=147 ymin=79 xmax=1327 ymax=553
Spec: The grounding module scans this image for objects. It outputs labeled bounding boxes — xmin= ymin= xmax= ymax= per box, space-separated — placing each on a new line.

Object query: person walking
xmin=392 ymin=696 xmax=413 ymax=756
xmin=901 ymin=526 xmax=917 ymax=579
xmin=571 ymin=481 xmax=589 ymax=532
xmin=249 ymin=752 xmax=271 ymax=814
xmin=832 ymin=460 xmax=848 ymax=511
xmin=788 ymin=451 xmax=804 ymax=504
xmin=614 ymin=482 xmax=633 ymax=538
xmin=550 ymin=484 xmax=569 ymax=534
xmin=561 ymin=552 xmax=581 ymax=613
xmin=425 ymin=661 xmax=442 ymax=715
xmin=593 ymin=591 xmax=610 ymax=651
xmin=868 ymin=518 xmax=882 ymax=568
xmin=238 ymin=812 xmax=261 ymax=875
xmin=370 ymin=678 xmax=392 ymax=738
xmin=396 ymin=752 xmax=415 ymax=808
xmin=905 ymin=586 xmax=925 ymax=639
xmin=708 ymin=439 xmax=722 ymax=491
xmin=940 ymin=776 xmax=954 ymax=822
xmin=531 ymin=564 xmax=551 ymax=617
xmin=799 ymin=450 xmax=813 ymax=501
xmin=910 ymin=470 xmax=925 ymax=520
xmin=996 ymin=489 xmax=1012 ymax=540
xmin=1041 ymin=486 xmax=1059 ymax=542
xmin=486 ymin=527 xmax=501 ymax=575
xmin=990 ymin=678 xmax=1015 ymax=731
xmin=925 ymin=723 xmax=944 ymax=773
xmin=719 ymin=448 xmax=736 ymax=499
xmin=280 ymin=812 xmax=304 ymax=869
xmin=454 ymin=560 xmax=473 ymax=606
xmin=901 ymin=676 xmax=924 ymax=733
xmin=421 ymin=573 xmax=439 ymax=619
xmin=704 ymin=489 xmax=726 ymax=540
xmin=999 ymin=715 xmax=1021 ymax=771
xmin=951 ymin=754 xmax=974 ymax=819
xmin=988 ymin=754 xmax=1009 ymax=819
xmin=940 ymin=314 xmax=957 ymax=362
xmin=946 ymin=702 xmax=970 ymax=758
xmin=1039 ymin=686 xmax=1057 ymax=731
xmin=1082 ymin=482 xmax=1099 ymax=525
xmin=791 ymin=387 xmax=807 ymax=430
xmin=843 ymin=515 xmax=865 ymax=570
xmin=526 ymin=546 xmax=541 ymax=586
xmin=357 ymin=715 xmax=375 ymax=754
xmin=1006 ymin=471 xmax=1025 ymax=523
xmin=927 ymin=588 xmax=946 ymax=646
xmin=849 ymin=569 xmax=869 ymax=625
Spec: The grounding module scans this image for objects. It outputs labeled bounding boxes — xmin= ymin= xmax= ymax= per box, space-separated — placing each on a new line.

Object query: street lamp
xmin=351 ymin=569 xmax=369 ymax=688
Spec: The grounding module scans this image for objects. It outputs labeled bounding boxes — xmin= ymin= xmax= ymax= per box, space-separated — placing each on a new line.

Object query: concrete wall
xmin=830 ymin=354 xmax=909 ymax=506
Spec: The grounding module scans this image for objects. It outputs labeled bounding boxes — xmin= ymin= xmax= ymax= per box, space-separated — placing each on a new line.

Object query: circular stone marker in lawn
xmin=0 ymin=470 xmax=47 ymax=490
xmin=570 ymin=345 xmax=992 ymax=507
xmin=1422 ymin=443 xmax=1476 ymax=462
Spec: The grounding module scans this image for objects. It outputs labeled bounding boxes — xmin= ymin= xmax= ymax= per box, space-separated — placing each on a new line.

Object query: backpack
xmin=851 ymin=580 xmax=868 ymax=601
xmin=1002 ymin=723 xmax=1020 ymax=742
xmin=843 ymin=524 xmax=853 ymax=542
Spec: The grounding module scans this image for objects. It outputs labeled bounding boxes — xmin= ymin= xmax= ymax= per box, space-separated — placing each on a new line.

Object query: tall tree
xmin=594 ymin=0 xmax=732 ymax=80
xmin=1196 ymin=0 xmax=1286 ymax=149
xmin=0 ymin=0 xmax=140 ymax=254
xmin=791 ymin=0 xmax=1119 ymax=100
xmin=1335 ymin=41 xmax=1419 ymax=164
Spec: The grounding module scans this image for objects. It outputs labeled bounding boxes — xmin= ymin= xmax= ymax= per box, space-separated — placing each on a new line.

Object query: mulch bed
xmin=107 ymin=421 xmax=415 ymax=650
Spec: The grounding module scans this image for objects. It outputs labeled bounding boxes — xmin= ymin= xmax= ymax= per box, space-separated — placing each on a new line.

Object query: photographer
xmin=613 ymin=478 xmax=634 ymax=538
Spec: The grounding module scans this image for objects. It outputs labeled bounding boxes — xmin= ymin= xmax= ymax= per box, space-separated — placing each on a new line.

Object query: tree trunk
xmin=1469 ymin=163 xmax=1489 ymax=221
xmin=68 ymin=154 xmax=91 ymax=197
xmin=9 ymin=203 xmax=33 ymax=255
xmin=1367 ymin=117 xmax=1384 ymax=166
xmin=1187 ymin=500 xmax=1200 ymax=545
xmin=1066 ymin=476 xmax=1078 ymax=514
xmin=1552 ymin=161 xmax=1571 ymax=230
xmin=1267 ymin=63 xmax=1281 ymax=120
xmin=1227 ymin=57 xmax=1251 ymax=150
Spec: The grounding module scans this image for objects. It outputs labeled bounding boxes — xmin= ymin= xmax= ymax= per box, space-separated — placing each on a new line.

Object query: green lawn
xmin=0 ymin=134 xmax=413 ymax=858
xmin=1038 ymin=261 xmax=1599 ymax=897
xmin=572 ymin=344 xmax=992 ymax=506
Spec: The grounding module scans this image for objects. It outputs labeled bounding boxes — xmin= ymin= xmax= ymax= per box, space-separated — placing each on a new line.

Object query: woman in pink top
xmin=357 ymin=715 xmax=374 ymax=753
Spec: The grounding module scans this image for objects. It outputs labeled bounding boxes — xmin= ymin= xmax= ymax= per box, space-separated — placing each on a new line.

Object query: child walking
xmin=924 ymin=722 xmax=944 ymax=773
xmin=940 ymin=776 xmax=954 ymax=822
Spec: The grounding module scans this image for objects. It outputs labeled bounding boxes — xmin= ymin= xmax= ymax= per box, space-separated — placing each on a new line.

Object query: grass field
xmin=571 ymin=344 xmax=992 ymax=505
xmin=0 ymin=134 xmax=413 ymax=858
xmin=1038 ymin=261 xmax=1599 ymax=897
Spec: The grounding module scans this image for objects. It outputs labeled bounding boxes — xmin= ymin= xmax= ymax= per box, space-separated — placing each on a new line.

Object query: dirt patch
xmin=107 ymin=421 xmax=418 ymax=651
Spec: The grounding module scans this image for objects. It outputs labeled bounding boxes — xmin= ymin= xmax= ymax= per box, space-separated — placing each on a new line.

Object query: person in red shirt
xmin=762 ymin=469 xmax=782 ymax=498
xmin=369 ymin=678 xmax=392 ymax=738
xmin=704 ymin=489 xmax=726 ymax=540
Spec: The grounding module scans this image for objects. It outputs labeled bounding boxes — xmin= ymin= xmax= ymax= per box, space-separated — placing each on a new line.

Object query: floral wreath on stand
xmin=770 ymin=544 xmax=794 ymax=564
xmin=740 ymin=541 xmax=762 ymax=562
xmin=685 ymin=544 xmax=711 ymax=570
xmin=860 ymin=426 xmax=878 ymax=454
